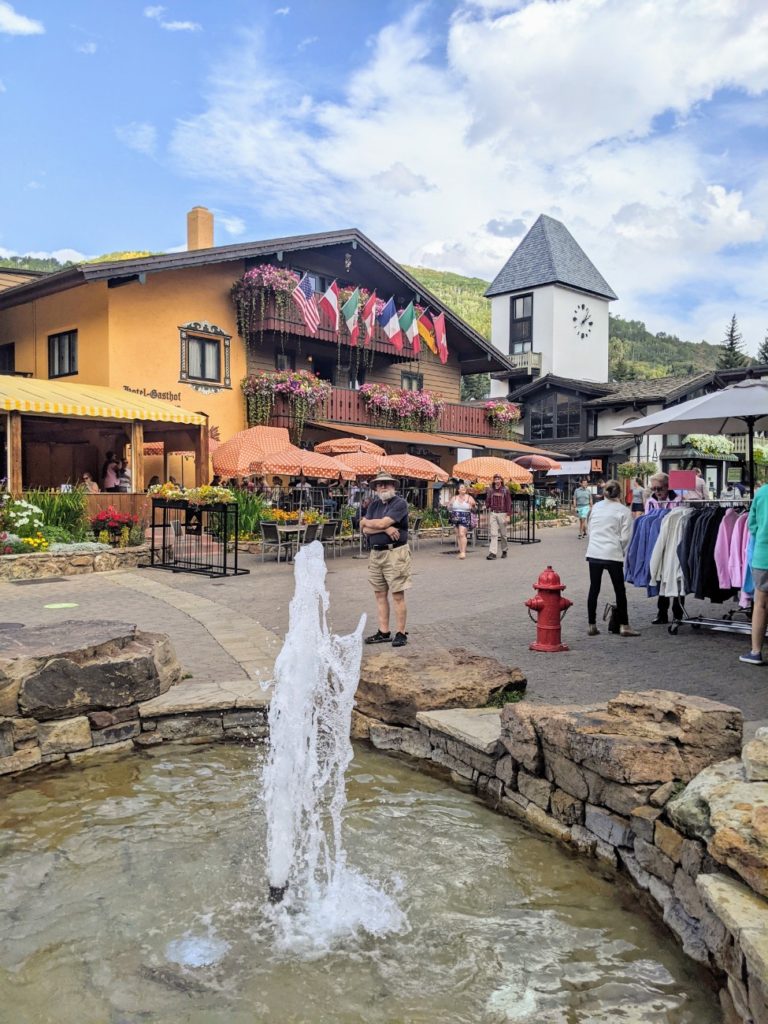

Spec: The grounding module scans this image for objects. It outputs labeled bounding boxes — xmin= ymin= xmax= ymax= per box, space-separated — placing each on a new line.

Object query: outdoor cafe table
xmin=275 ymin=523 xmax=304 ymax=561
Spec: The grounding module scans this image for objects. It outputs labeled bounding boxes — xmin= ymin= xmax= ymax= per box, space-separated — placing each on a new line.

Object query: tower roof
xmin=485 ymin=214 xmax=617 ymax=300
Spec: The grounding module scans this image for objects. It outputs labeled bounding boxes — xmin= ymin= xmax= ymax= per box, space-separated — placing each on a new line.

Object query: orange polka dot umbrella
xmin=379 ymin=453 xmax=450 ymax=482
xmin=333 ymin=452 xmax=384 ymax=477
xmin=452 ymin=456 xmax=533 ymax=484
xmin=314 ymin=437 xmax=386 ymax=456
xmin=249 ymin=447 xmax=355 ymax=481
xmin=212 ymin=426 xmax=291 ymax=477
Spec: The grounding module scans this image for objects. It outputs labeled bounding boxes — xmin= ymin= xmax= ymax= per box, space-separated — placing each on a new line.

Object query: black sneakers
xmin=486 ymin=553 xmax=497 ymax=560
xmin=392 ymin=632 xmax=408 ymax=648
xmin=365 ymin=630 xmax=391 ymax=644
xmin=501 ymin=550 xmax=508 ymax=559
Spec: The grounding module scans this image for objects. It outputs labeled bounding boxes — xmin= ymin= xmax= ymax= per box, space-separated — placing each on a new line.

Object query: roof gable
xmin=485 ymin=214 xmax=617 ymax=301
xmin=583 ymin=372 xmax=715 ymax=408
xmin=509 ymin=373 xmax=615 ymax=402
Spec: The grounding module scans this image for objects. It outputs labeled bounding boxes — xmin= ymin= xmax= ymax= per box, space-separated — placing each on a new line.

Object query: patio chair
xmin=298 ymin=522 xmax=319 ymax=547
xmin=319 ymin=520 xmax=340 ymax=559
xmin=259 ymin=522 xmax=294 ymax=563
xmin=409 ymin=515 xmax=423 ymax=552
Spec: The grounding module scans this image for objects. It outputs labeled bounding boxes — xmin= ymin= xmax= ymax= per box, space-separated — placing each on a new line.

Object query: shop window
xmin=275 ymin=351 xmax=296 ymax=372
xmin=179 ymin=322 xmax=231 ymax=388
xmin=401 ymin=371 xmax=423 ymax=391
xmin=529 ymin=391 xmax=582 ymax=441
xmin=0 ymin=343 xmax=15 ymax=374
xmin=509 ymin=293 xmax=533 ymax=354
xmin=48 ymin=330 xmax=78 ymax=378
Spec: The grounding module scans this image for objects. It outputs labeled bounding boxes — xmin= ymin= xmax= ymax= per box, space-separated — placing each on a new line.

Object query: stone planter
xmin=0 ymin=545 xmax=149 ymax=581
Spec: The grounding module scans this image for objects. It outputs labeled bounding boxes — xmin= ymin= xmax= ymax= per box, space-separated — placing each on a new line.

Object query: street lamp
xmin=633 ymin=433 xmax=643 ymax=465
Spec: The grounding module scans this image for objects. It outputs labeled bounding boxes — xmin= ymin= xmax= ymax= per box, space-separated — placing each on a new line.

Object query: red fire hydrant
xmin=525 ymin=566 xmax=572 ymax=652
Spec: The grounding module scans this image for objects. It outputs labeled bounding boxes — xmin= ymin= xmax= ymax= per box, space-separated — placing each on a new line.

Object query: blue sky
xmin=1 ymin=0 xmax=767 ymax=352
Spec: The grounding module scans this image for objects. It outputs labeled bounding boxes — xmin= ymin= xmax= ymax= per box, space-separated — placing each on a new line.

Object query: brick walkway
xmin=2 ymin=523 xmax=766 ymax=727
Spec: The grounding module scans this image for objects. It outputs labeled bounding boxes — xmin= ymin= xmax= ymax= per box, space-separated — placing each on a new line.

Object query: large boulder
xmin=0 ymin=621 xmax=181 ymax=721
xmin=355 ymin=645 xmax=526 ymax=727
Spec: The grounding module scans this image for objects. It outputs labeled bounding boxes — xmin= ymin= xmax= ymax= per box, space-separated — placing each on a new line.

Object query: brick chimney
xmin=187 ymin=206 xmax=214 ymax=250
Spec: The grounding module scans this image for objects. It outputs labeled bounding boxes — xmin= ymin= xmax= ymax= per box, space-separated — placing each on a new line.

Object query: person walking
xmin=740 ymin=482 xmax=768 ymax=664
xmin=573 ymin=478 xmax=592 ymax=538
xmin=448 ymin=482 xmax=476 ymax=559
xmin=484 ymin=474 xmax=512 ymax=560
xmin=585 ymin=479 xmax=640 ymax=637
xmin=630 ymin=477 xmax=645 ymax=518
xmin=361 ymin=472 xmax=411 ymax=648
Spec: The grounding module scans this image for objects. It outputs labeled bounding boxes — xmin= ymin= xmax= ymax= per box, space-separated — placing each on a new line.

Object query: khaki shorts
xmin=368 ymin=545 xmax=412 ymax=593
xmin=752 ymin=567 xmax=768 ymax=593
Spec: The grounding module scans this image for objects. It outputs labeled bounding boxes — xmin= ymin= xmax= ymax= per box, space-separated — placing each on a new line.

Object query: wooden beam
xmin=195 ymin=417 xmax=209 ymax=487
xmin=131 ymin=420 xmax=145 ymax=493
xmin=8 ymin=411 xmax=22 ymax=495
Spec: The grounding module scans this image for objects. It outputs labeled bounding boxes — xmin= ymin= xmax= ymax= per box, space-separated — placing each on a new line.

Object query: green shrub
xmin=23 ymin=489 xmax=89 ymax=539
xmin=232 ymin=491 xmax=271 ymax=535
xmin=41 ymin=525 xmax=75 ymax=544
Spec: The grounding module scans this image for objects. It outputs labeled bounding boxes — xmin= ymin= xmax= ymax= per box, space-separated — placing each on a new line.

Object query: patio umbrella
xmin=512 ymin=454 xmax=561 ymax=472
xmin=333 ymin=452 xmax=384 ymax=477
xmin=249 ymin=447 xmax=355 ymax=481
xmin=379 ymin=453 xmax=450 ymax=482
xmin=314 ymin=437 xmax=386 ymax=456
xmin=453 ymin=456 xmax=533 ymax=484
xmin=212 ymin=426 xmax=291 ymax=477
xmin=615 ymin=378 xmax=768 ymax=486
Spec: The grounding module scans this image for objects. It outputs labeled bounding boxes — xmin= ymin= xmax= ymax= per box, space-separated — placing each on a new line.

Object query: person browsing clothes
xmin=361 ymin=472 xmax=412 ymax=648
xmin=585 ymin=479 xmax=640 ymax=638
xmin=484 ymin=474 xmax=512 ymax=560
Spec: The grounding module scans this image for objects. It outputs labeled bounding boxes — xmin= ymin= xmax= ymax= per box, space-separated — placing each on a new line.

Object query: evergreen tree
xmin=717 ymin=314 xmax=748 ymax=369
xmin=757 ymin=329 xmax=768 ymax=365
xmin=460 ymin=373 xmax=490 ymax=401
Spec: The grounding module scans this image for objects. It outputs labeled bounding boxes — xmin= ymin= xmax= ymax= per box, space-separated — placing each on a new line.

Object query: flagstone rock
xmin=708 ymin=781 xmax=768 ymax=899
xmin=356 ymin=645 xmax=525 ymax=727
xmin=37 ymin=716 xmax=92 ymax=756
xmin=743 ymin=737 xmax=768 ymax=782
xmin=0 ymin=745 xmax=40 ymax=775
xmin=666 ymin=759 xmax=745 ymax=839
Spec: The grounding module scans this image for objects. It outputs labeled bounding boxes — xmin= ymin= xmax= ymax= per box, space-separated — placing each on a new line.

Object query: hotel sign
xmin=123 ymin=385 xmax=182 ymax=403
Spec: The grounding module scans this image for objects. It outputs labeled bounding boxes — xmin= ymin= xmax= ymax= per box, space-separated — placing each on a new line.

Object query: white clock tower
xmin=485 ymin=215 xmax=616 ymax=394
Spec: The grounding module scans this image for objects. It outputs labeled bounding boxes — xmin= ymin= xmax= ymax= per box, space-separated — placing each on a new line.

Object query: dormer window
xmin=509 ymin=294 xmax=532 ymax=354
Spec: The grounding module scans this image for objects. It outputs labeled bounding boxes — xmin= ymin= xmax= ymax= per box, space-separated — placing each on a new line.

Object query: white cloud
xmin=0 ymin=78 xmax=6 ymax=92
xmin=218 ymin=214 xmax=246 ymax=237
xmin=0 ymin=1 xmax=43 ymax=35
xmin=297 ymin=36 xmax=318 ymax=51
xmin=115 ymin=121 xmax=157 ymax=155
xmin=274 ymin=6 xmax=290 ymax=14
xmin=0 ymin=246 xmax=88 ymax=263
xmin=144 ymin=5 xmax=201 ymax=32
xmin=168 ymin=1 xmax=768 ymax=346
xmin=77 ymin=41 xmax=97 ymax=54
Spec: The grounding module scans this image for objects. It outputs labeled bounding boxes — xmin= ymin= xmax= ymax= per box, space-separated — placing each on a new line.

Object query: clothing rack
xmin=664 ymin=499 xmax=753 ymax=637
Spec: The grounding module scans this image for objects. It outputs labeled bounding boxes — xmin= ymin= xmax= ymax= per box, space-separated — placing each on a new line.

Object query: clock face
xmin=572 ymin=302 xmax=593 ymax=339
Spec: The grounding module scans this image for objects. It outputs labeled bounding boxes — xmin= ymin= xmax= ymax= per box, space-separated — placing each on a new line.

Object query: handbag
xmin=470 ymin=513 xmax=479 ymax=530
xmin=603 ymin=603 xmax=621 ymax=635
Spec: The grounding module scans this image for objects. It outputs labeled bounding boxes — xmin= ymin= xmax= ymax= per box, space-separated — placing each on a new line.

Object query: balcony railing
xmin=267 ymin=389 xmax=510 ymax=438
xmin=507 ymin=351 xmax=542 ymax=373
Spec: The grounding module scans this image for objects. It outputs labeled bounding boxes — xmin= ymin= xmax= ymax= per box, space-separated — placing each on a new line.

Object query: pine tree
xmin=716 ymin=314 xmax=748 ymax=369
xmin=757 ymin=329 xmax=768 ymax=365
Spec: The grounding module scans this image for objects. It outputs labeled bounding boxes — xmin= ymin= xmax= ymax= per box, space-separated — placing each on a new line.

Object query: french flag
xmin=378 ymin=297 xmax=403 ymax=351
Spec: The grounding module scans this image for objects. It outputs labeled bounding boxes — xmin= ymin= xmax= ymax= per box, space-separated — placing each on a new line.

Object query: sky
xmin=1 ymin=0 xmax=767 ymax=352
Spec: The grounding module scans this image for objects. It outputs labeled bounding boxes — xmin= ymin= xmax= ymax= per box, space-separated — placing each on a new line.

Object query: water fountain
xmin=262 ymin=541 xmax=407 ymax=951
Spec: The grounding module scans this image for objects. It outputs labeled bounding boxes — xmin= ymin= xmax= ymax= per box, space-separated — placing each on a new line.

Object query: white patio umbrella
xmin=616 ymin=378 xmax=768 ymax=486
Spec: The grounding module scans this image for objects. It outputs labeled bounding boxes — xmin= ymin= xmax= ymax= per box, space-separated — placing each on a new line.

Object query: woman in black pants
xmin=585 ymin=479 xmax=640 ymax=637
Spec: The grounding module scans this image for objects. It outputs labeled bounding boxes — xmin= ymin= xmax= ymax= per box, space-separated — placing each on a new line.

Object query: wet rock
xmin=743 ymin=737 xmax=768 ymax=782
xmin=495 ymin=753 xmax=517 ymax=788
xmin=0 ymin=745 xmax=40 ymax=775
xmin=663 ymin=898 xmax=710 ymax=964
xmin=517 ymin=770 xmax=552 ymax=811
xmin=356 ymin=645 xmax=525 ymax=728
xmin=630 ymin=805 xmax=663 ymax=843
xmin=666 ymin=759 xmax=744 ymax=839
xmin=153 ymin=715 xmax=223 ymax=741
xmin=655 ymin=821 xmax=684 ymax=863
xmin=551 ymin=787 xmax=583 ymax=826
xmin=68 ymin=739 xmax=135 ymax=765
xmin=91 ymin=721 xmax=141 ymax=746
xmin=634 ymin=837 xmax=676 ymax=885
xmin=37 ymin=716 xmax=92 ymax=755
xmin=585 ymin=805 xmax=633 ymax=848
xmin=350 ymin=709 xmax=377 ymax=740
xmin=673 ymin=867 xmax=705 ymax=920
xmin=0 ymin=720 xmax=13 ymax=758
xmin=501 ymin=703 xmax=544 ymax=774
xmin=524 ymin=802 xmax=571 ymax=842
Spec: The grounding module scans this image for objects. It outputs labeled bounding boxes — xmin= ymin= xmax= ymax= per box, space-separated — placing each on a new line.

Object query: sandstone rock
xmin=619 ymin=850 xmax=653 ymax=891
xmin=541 ymin=747 xmax=588 ymax=800
xmin=663 ymin=898 xmax=710 ymax=965
xmin=719 ymin=987 xmax=741 ymax=1024
xmin=680 ymin=837 xmax=705 ymax=878
xmin=222 ymin=711 xmax=266 ymax=729
xmin=551 ymin=787 xmax=583 ymax=826
xmin=634 ymin=836 xmax=676 ymax=885
xmin=655 ymin=821 xmax=684 ymax=863
xmin=650 ymin=781 xmax=679 ymax=807
xmin=68 ymin=739 xmax=135 ymax=765
xmin=223 ymin=724 xmax=269 ymax=741
xmin=666 ymin=759 xmax=744 ymax=839
xmin=517 ymin=770 xmax=552 ymax=811
xmin=748 ymin=975 xmax=768 ymax=1024
xmin=585 ymin=805 xmax=633 ymax=848
xmin=741 ymin=928 xmax=768 ymax=994
xmin=630 ymin=805 xmax=663 ymax=843
xmin=524 ymin=802 xmax=572 ymax=842
xmin=369 ymin=723 xmax=409 ymax=752
xmin=430 ymin=746 xmax=473 ymax=781
xmin=500 ymin=790 xmax=528 ymax=818
xmin=0 ymin=745 xmax=41 ymax=774
xmin=0 ymin=676 xmax=20 ymax=717
xmin=744 ymin=738 xmax=768 ymax=782
xmin=495 ymin=753 xmax=517 ymax=788
xmin=134 ymin=733 xmax=163 ymax=747
xmin=697 ymin=873 xmax=768 ymax=941
xmin=501 ymin=703 xmax=544 ymax=774
xmin=350 ymin=710 xmax=377 ymax=740
xmin=673 ymin=867 xmax=705 ymax=920
xmin=38 ymin=716 xmax=92 ymax=755
xmin=0 ymin=720 xmax=13 ymax=758
xmin=91 ymin=721 xmax=141 ymax=747
xmin=153 ymin=715 xmax=223 ymax=741
xmin=708 ymin=781 xmax=768 ymax=898
xmin=11 ymin=717 xmax=37 ymax=744
xmin=356 ymin=645 xmax=525 ymax=728
xmin=570 ymin=824 xmax=597 ymax=857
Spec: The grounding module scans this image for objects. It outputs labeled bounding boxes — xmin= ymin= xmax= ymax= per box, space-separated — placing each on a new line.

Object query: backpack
xmin=603 ymin=603 xmax=621 ymax=635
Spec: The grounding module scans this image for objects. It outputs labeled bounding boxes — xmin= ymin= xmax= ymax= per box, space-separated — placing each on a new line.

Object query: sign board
xmin=727 ymin=467 xmax=743 ymax=483
xmin=668 ymin=469 xmax=696 ymax=491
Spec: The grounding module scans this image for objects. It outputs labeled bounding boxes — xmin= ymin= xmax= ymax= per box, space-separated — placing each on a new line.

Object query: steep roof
xmin=583 ymin=373 xmax=714 ymax=408
xmin=485 ymin=214 xmax=617 ymax=300
xmin=508 ymin=373 xmax=614 ymax=402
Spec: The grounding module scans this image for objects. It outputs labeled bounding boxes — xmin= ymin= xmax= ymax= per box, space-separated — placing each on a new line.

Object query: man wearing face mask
xmin=361 ymin=472 xmax=411 ymax=648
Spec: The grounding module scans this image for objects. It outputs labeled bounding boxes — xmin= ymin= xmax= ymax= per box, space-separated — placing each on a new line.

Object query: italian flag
xmin=399 ymin=302 xmax=420 ymax=354
xmin=341 ymin=287 xmax=361 ymax=346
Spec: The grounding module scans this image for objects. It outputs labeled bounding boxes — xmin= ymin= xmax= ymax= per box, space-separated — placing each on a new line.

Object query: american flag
xmin=291 ymin=273 xmax=320 ymax=334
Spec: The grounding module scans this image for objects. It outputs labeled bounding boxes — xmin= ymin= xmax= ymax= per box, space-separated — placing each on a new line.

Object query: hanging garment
xmin=624 ymin=508 xmax=669 ymax=588
xmin=714 ymin=508 xmax=741 ymax=589
xmin=649 ymin=507 xmax=694 ymax=598
xmin=741 ymin=533 xmax=755 ymax=609
xmin=691 ymin=507 xmax=732 ymax=602
xmin=728 ymin=512 xmax=750 ymax=589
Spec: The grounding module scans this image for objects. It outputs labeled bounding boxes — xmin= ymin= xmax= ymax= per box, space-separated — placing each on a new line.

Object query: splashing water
xmin=262 ymin=541 xmax=407 ymax=953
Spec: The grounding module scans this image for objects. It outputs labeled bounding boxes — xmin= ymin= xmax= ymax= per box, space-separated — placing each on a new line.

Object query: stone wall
xmin=0 ymin=545 xmax=149 ymax=580
xmin=367 ymin=691 xmax=768 ymax=1024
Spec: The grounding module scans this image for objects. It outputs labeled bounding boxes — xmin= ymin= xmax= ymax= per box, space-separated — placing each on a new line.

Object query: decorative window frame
xmin=179 ymin=321 xmax=231 ymax=390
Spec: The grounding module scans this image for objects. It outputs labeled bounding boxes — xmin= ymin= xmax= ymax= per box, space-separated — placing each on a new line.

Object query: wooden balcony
xmin=267 ymin=388 xmax=505 ymax=438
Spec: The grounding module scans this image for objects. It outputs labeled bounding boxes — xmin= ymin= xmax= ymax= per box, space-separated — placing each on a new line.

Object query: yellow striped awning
xmin=0 ymin=375 xmax=206 ymax=425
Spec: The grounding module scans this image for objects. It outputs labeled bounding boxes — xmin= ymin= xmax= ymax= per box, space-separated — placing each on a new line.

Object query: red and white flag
xmin=433 ymin=311 xmax=449 ymax=364
xmin=318 ymin=279 xmax=340 ymax=330
xmin=291 ymin=274 xmax=320 ymax=334
xmin=362 ymin=290 xmax=378 ymax=344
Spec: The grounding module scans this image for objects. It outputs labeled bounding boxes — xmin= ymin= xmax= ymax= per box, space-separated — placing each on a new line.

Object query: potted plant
xmin=484 ymin=401 xmax=522 ymax=440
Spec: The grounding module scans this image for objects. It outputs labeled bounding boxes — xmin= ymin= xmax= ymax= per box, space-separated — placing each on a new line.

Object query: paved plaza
xmin=2 ymin=522 xmax=766 ymax=730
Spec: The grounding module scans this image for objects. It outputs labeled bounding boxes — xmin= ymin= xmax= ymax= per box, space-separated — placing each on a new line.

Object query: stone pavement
xmin=1 ymin=523 xmax=766 ymax=728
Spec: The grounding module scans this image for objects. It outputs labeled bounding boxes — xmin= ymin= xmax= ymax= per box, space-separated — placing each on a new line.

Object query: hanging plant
xmin=617 ymin=461 xmax=658 ymax=479
xmin=241 ymin=370 xmax=332 ymax=443
xmin=359 ymin=383 xmax=444 ymax=432
xmin=484 ymin=401 xmax=522 ymax=440
xmin=232 ymin=264 xmax=300 ymax=346
xmin=683 ymin=434 xmax=736 ymax=458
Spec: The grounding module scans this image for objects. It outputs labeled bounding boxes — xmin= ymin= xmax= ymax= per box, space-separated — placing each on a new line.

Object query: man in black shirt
xmin=361 ymin=472 xmax=411 ymax=648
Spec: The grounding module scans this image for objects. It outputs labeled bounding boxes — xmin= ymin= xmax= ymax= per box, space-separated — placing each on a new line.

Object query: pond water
xmin=0 ymin=745 xmax=719 ymax=1024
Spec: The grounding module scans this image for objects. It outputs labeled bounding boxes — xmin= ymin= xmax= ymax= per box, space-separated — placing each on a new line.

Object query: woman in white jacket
xmin=585 ymin=479 xmax=640 ymax=637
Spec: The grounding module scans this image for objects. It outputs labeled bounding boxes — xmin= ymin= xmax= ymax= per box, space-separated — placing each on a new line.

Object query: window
xmin=529 ymin=392 xmax=582 ymax=441
xmin=0 ymin=343 xmax=14 ymax=374
xmin=275 ymin=351 xmax=296 ymax=371
xmin=48 ymin=330 xmax=77 ymax=378
xmin=401 ymin=371 xmax=423 ymax=391
xmin=179 ymin=322 xmax=231 ymax=388
xmin=509 ymin=293 xmax=533 ymax=354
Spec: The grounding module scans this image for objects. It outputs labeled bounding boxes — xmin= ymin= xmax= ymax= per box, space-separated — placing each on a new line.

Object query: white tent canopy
xmin=546 ymin=460 xmax=592 ymax=477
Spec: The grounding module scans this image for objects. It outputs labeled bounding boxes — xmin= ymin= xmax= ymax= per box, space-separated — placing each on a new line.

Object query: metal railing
xmin=149 ymin=499 xmax=249 ymax=577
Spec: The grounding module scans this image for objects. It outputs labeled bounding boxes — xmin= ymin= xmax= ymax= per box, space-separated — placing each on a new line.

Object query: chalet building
xmin=0 ymin=208 xmax=531 ymax=490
